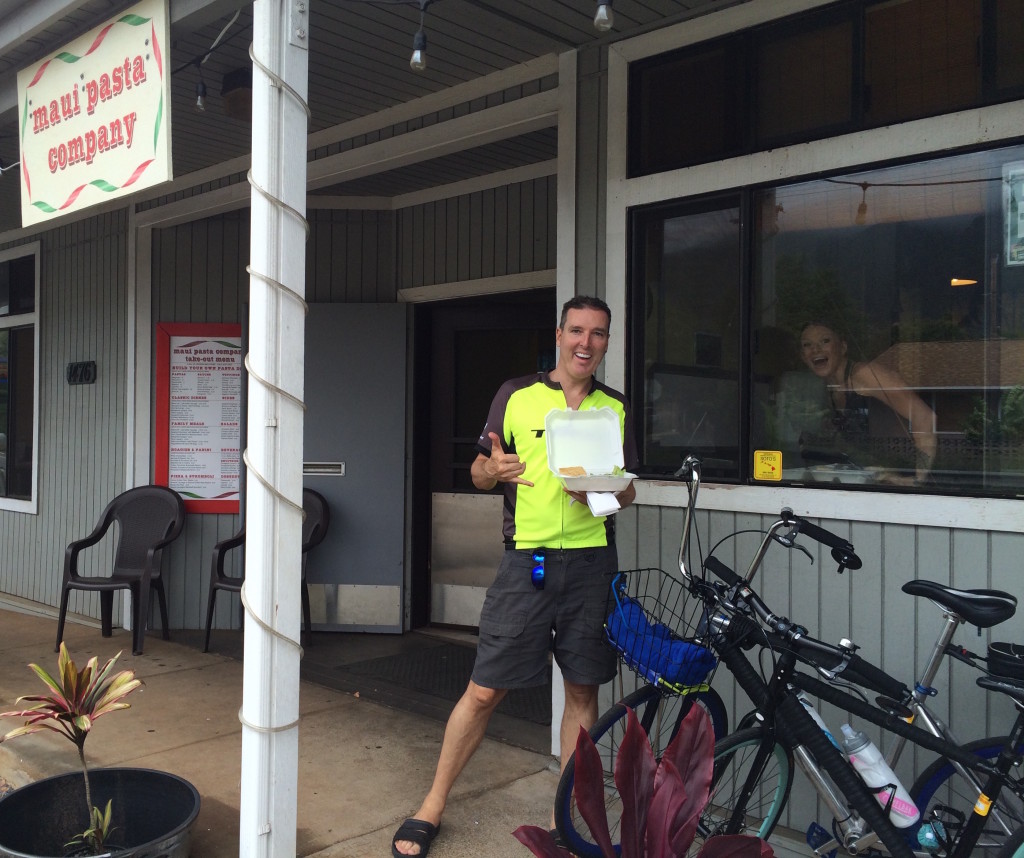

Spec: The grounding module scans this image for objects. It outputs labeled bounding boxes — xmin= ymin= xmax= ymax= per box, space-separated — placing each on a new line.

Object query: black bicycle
xmin=555 ymin=456 xmax=1024 ymax=857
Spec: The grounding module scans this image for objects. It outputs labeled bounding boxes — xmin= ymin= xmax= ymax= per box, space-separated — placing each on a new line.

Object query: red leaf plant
xmin=0 ymin=643 xmax=143 ymax=854
xmin=514 ymin=704 xmax=773 ymax=858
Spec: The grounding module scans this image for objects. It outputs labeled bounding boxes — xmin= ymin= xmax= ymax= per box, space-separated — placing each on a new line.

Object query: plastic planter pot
xmin=0 ymin=768 xmax=200 ymax=858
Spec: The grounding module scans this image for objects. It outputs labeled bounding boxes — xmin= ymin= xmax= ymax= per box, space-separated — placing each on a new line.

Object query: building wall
xmin=395 ymin=175 xmax=557 ymax=289
xmin=0 ymin=48 xmax=562 ymax=633
xmin=150 ymin=207 xmax=401 ymax=631
xmin=154 ymin=170 xmax=557 ymax=632
xmin=597 ymin=0 xmax=1024 ymax=836
xmin=0 ymin=210 xmax=129 ymax=617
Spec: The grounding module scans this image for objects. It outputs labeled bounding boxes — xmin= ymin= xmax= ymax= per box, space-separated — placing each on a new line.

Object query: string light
xmin=195 ymin=68 xmax=208 ymax=111
xmin=410 ymin=29 xmax=427 ymax=71
xmin=594 ymin=1 xmax=614 ymax=32
xmin=855 ymin=182 xmax=868 ymax=225
xmin=410 ymin=0 xmax=432 ymax=72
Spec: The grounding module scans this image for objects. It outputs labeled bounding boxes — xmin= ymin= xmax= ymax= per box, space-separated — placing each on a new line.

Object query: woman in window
xmin=798 ymin=321 xmax=936 ymax=486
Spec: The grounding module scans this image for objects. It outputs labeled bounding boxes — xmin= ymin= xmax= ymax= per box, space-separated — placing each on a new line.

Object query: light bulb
xmin=410 ymin=30 xmax=427 ymax=72
xmin=594 ymin=2 xmax=614 ymax=32
xmin=195 ymin=79 xmax=207 ymax=112
xmin=854 ymin=183 xmax=868 ymax=225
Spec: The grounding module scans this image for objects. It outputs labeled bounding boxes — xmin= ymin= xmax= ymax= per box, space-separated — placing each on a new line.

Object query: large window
xmin=630 ymin=144 xmax=1024 ymax=496
xmin=0 ymin=246 xmax=37 ymax=504
xmin=628 ymin=0 xmax=1024 ymax=176
xmin=629 ymin=198 xmax=743 ymax=481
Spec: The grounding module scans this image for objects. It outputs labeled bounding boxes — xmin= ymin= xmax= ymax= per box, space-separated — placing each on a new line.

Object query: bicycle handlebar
xmin=703 ymin=555 xmax=910 ymax=701
xmin=779 ymin=509 xmax=863 ymax=572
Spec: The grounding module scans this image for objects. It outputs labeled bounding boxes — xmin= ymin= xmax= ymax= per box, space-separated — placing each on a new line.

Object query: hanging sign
xmin=155 ymin=323 xmax=242 ymax=513
xmin=17 ymin=0 xmax=172 ymax=227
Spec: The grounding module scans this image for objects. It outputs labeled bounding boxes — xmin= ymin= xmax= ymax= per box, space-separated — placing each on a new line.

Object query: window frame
xmin=0 ymin=242 xmax=40 ymax=515
xmin=628 ymin=148 xmax=1024 ymax=498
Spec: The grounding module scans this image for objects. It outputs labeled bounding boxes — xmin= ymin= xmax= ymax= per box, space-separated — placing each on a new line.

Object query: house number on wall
xmin=66 ymin=361 xmax=97 ymax=385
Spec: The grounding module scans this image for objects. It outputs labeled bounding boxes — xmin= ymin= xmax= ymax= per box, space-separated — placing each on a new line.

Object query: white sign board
xmin=17 ymin=0 xmax=172 ymax=226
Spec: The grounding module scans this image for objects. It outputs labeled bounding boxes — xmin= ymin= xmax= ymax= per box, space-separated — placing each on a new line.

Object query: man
xmin=392 ymin=295 xmax=638 ymax=858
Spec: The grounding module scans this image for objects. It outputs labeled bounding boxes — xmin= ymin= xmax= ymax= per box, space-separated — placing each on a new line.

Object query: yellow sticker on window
xmin=753 ymin=450 xmax=782 ymax=481
xmin=975 ymin=793 xmax=992 ymax=815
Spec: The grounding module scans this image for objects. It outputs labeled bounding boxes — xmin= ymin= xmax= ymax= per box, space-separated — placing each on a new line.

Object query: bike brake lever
xmin=773 ymin=531 xmax=814 ymax=564
xmin=772 ymin=528 xmax=799 ymax=549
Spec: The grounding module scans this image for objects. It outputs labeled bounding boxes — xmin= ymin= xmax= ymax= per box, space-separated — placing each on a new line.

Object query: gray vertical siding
xmin=395 ymin=175 xmax=557 ymax=289
xmin=0 ymin=211 xmax=129 ymax=620
xmin=616 ymin=505 xmax=1024 ymax=835
xmin=149 ymin=211 xmax=251 ymax=633
xmin=307 ymin=209 xmax=396 ymax=302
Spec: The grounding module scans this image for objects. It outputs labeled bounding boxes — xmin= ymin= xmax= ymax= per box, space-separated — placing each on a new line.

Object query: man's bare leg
xmin=550 ymin=678 xmax=600 ymax=829
xmin=393 ymin=679 xmax=507 ymax=856
xmin=560 ymin=678 xmax=599 ymax=771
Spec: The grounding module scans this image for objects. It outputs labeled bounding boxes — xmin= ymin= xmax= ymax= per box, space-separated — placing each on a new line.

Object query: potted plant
xmin=0 ymin=643 xmax=200 ymax=857
xmin=514 ymin=705 xmax=774 ymax=858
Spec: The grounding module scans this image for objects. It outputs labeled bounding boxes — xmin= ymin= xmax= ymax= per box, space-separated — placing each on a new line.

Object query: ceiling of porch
xmin=0 ymin=0 xmax=727 ymax=222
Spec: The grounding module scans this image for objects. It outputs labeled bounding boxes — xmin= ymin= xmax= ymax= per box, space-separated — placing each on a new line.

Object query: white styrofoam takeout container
xmin=545 ymin=407 xmax=636 ymax=493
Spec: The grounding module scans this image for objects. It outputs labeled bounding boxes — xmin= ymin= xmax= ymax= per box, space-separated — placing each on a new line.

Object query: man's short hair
xmin=560 ymin=295 xmax=611 ymax=329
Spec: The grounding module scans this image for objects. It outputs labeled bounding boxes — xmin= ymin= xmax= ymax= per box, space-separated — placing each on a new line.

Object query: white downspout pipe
xmin=239 ymin=1 xmax=310 ymax=855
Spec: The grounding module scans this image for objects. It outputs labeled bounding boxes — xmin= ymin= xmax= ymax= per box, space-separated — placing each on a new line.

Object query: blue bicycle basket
xmin=605 ymin=569 xmax=717 ymax=690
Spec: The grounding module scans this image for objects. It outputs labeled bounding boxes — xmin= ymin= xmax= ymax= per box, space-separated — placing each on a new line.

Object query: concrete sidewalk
xmin=0 ymin=607 xmax=560 ymax=858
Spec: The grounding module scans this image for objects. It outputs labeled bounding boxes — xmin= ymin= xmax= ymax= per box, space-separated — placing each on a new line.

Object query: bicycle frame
xmin=681 ymin=476 xmax=1024 ymax=854
xmin=883 ymin=605 xmax=1023 ymax=844
xmin=669 ymin=458 xmax=1024 ymax=855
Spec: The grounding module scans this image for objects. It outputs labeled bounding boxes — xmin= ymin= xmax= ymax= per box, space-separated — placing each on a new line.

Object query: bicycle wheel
xmin=911 ymin=737 xmax=1024 ymax=857
xmin=692 ymin=725 xmax=794 ymax=849
xmin=994 ymin=825 xmax=1024 ymax=857
xmin=554 ymin=684 xmax=728 ymax=858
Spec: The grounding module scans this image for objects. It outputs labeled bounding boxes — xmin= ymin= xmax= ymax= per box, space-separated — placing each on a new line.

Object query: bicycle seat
xmin=901 ymin=580 xmax=1016 ymax=628
xmin=977 ymin=674 xmax=1024 ymax=705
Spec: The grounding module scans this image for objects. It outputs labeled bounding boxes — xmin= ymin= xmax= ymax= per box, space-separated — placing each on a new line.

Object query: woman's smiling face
xmin=800 ymin=324 xmax=847 ymax=380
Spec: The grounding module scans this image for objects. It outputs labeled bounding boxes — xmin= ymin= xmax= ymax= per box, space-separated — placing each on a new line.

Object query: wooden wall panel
xmin=150 ymin=211 xmax=250 ymax=633
xmin=305 ymin=209 xmax=397 ymax=303
xmin=616 ymin=505 xmax=1024 ymax=835
xmin=0 ymin=212 xmax=128 ymax=623
xmin=395 ymin=175 xmax=557 ymax=290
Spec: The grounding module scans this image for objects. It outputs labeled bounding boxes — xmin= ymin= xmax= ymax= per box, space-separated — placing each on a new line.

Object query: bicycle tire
xmin=910 ymin=736 xmax=1024 ymax=857
xmin=994 ymin=824 xmax=1024 ymax=857
xmin=692 ymin=725 xmax=794 ymax=849
xmin=554 ymin=684 xmax=728 ymax=858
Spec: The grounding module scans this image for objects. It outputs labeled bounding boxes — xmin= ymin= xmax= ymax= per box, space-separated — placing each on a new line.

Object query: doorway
xmin=411 ymin=288 xmax=557 ymax=629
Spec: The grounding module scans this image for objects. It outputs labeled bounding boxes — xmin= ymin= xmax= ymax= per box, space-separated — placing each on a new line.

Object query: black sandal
xmin=391 ymin=818 xmax=441 ymax=858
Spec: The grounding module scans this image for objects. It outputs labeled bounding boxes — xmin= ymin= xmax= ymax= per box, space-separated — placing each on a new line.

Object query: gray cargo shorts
xmin=471 ymin=544 xmax=618 ymax=690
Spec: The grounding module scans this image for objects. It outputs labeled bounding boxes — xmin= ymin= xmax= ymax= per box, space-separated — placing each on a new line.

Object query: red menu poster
xmin=155 ymin=323 xmax=243 ymax=513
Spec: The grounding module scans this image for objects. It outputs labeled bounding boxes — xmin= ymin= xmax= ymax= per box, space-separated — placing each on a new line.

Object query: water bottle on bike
xmin=841 ymin=724 xmax=920 ymax=828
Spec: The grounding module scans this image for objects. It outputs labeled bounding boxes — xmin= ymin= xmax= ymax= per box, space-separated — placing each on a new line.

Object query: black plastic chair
xmin=202 ymin=527 xmax=246 ymax=653
xmin=55 ymin=485 xmax=186 ymax=656
xmin=203 ymin=488 xmax=330 ymax=652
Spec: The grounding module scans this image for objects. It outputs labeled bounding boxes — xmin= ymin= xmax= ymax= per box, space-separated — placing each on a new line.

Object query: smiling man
xmin=391 ymin=295 xmax=638 ymax=858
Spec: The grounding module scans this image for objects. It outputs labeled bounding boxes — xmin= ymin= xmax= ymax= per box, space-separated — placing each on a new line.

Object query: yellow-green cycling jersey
xmin=475 ymin=372 xmax=638 ymax=550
